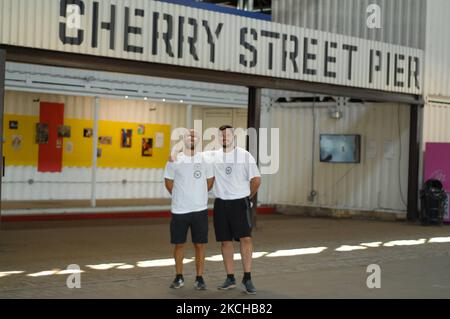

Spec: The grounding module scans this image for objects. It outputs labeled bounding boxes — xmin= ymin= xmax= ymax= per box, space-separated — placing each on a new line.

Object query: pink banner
xmin=424 ymin=143 xmax=450 ymax=222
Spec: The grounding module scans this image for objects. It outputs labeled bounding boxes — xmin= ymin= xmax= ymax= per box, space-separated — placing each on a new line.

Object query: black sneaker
xmin=217 ymin=277 xmax=236 ymax=290
xmin=194 ymin=277 xmax=207 ymax=290
xmin=242 ymin=279 xmax=256 ymax=295
xmin=170 ymin=277 xmax=184 ymax=289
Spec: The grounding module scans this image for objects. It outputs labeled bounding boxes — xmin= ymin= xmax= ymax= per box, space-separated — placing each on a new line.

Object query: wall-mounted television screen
xmin=320 ymin=134 xmax=361 ymax=164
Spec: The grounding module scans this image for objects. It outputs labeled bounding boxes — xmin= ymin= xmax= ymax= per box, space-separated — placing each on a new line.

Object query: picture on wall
xmin=98 ymin=136 xmax=112 ymax=145
xmin=83 ymin=128 xmax=93 ymax=138
xmin=66 ymin=141 xmax=73 ymax=153
xmin=137 ymin=125 xmax=145 ymax=135
xmin=57 ymin=125 xmax=71 ymax=138
xmin=155 ymin=132 xmax=164 ymax=148
xmin=97 ymin=148 xmax=102 ymax=158
xmin=9 ymin=121 xmax=18 ymax=130
xmin=142 ymin=138 xmax=153 ymax=157
xmin=35 ymin=123 xmax=49 ymax=144
xmin=121 ymin=129 xmax=132 ymax=148
xmin=11 ymin=135 xmax=22 ymax=150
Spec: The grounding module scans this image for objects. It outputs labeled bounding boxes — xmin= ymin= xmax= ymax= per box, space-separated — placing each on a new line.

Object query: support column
xmin=407 ymin=104 xmax=421 ymax=221
xmin=248 ymin=0 xmax=254 ymax=11
xmin=247 ymin=87 xmax=261 ymax=227
xmin=91 ymin=97 xmax=100 ymax=208
xmin=0 ymin=49 xmax=6 ymax=222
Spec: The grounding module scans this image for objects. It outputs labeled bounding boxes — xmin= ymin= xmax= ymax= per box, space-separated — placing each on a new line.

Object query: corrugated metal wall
xmin=262 ymin=102 xmax=411 ymax=211
xmin=423 ymin=101 xmax=450 ymax=145
xmin=272 ymin=0 xmax=426 ymax=49
xmin=424 ymin=0 xmax=450 ymax=97
xmin=421 ymin=0 xmax=450 ymax=168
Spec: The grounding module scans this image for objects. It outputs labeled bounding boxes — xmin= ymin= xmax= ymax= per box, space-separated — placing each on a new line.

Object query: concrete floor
xmin=0 ymin=214 xmax=449 ymax=299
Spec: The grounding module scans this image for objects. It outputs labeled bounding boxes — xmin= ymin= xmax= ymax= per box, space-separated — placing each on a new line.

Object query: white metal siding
xmin=99 ymin=97 xmax=186 ymax=125
xmin=272 ymin=0 xmax=426 ymax=49
xmin=263 ymin=102 xmax=410 ymax=211
xmin=423 ymin=101 xmax=450 ymax=146
xmin=424 ymin=0 xmax=450 ymax=98
xmin=0 ymin=0 xmax=424 ymax=94
xmin=5 ymin=90 xmax=94 ymax=118
xmin=2 ymin=167 xmax=171 ymax=201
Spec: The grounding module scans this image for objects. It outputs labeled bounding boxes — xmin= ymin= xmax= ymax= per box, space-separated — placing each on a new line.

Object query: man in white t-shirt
xmin=208 ymin=125 xmax=261 ymax=295
xmin=164 ymin=129 xmax=214 ymax=291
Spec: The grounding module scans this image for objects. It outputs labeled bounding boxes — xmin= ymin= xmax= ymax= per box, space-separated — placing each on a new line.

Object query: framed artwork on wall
xmin=142 ymin=138 xmax=153 ymax=157
xmin=83 ymin=128 xmax=93 ymax=137
xmin=36 ymin=123 xmax=49 ymax=144
xmin=121 ymin=129 xmax=132 ymax=148
xmin=9 ymin=121 xmax=18 ymax=130
xmin=99 ymin=136 xmax=112 ymax=145
xmin=57 ymin=125 xmax=71 ymax=138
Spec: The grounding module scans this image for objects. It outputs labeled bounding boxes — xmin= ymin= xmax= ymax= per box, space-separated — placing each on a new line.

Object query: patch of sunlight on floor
xmin=86 ymin=263 xmax=125 ymax=270
xmin=205 ymin=252 xmax=268 ymax=262
xmin=56 ymin=269 xmax=85 ymax=275
xmin=360 ymin=242 xmax=383 ymax=248
xmin=137 ymin=258 xmax=193 ymax=268
xmin=0 ymin=271 xmax=25 ymax=278
xmin=335 ymin=245 xmax=368 ymax=252
xmin=266 ymin=247 xmax=327 ymax=257
xmin=428 ymin=237 xmax=450 ymax=243
xmin=116 ymin=264 xmax=135 ymax=270
xmin=383 ymin=239 xmax=427 ymax=247
xmin=27 ymin=270 xmax=60 ymax=277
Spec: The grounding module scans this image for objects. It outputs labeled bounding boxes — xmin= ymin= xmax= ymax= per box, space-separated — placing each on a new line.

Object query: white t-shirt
xmin=205 ymin=147 xmax=261 ymax=200
xmin=164 ymin=153 xmax=214 ymax=214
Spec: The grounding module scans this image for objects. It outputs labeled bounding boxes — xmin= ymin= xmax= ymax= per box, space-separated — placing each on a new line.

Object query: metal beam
xmin=2 ymin=45 xmax=423 ymax=105
xmin=407 ymin=104 xmax=421 ymax=221
xmin=91 ymin=97 xmax=100 ymax=208
xmin=0 ymin=49 xmax=5 ymax=223
xmin=247 ymin=87 xmax=261 ymax=227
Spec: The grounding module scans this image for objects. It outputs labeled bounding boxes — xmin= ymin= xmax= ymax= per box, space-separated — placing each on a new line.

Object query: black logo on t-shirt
xmin=225 ymin=166 xmax=232 ymax=175
xmin=194 ymin=170 xmax=202 ymax=179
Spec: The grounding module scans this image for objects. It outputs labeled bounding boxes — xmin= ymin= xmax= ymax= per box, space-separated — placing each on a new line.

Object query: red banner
xmin=38 ymin=102 xmax=64 ymax=173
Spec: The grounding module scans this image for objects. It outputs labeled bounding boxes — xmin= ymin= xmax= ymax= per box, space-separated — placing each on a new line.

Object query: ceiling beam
xmin=2 ymin=45 xmax=423 ymax=105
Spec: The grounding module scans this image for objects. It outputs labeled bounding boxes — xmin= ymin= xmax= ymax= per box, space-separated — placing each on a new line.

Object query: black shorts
xmin=170 ymin=210 xmax=208 ymax=244
xmin=213 ymin=197 xmax=252 ymax=242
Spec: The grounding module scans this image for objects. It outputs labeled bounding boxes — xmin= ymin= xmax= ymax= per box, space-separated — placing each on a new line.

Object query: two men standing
xmin=164 ymin=126 xmax=261 ymax=294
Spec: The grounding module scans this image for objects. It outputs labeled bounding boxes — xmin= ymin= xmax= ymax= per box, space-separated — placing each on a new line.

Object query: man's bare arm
xmin=165 ymin=179 xmax=174 ymax=195
xmin=207 ymin=177 xmax=215 ymax=191
xmin=249 ymin=176 xmax=261 ymax=199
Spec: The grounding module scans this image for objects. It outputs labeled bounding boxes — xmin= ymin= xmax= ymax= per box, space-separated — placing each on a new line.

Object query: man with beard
xmin=164 ymin=129 xmax=215 ymax=290
xmin=209 ymin=125 xmax=261 ymax=295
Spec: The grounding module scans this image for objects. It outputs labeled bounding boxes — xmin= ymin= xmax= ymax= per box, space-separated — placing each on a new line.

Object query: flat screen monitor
xmin=320 ymin=134 xmax=361 ymax=164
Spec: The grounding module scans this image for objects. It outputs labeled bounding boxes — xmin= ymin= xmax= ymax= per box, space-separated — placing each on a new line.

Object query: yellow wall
xmin=96 ymin=120 xmax=171 ymax=169
xmin=3 ymin=114 xmax=38 ymax=166
xmin=63 ymin=118 xmax=94 ymax=167
xmin=3 ymin=115 xmax=171 ymax=169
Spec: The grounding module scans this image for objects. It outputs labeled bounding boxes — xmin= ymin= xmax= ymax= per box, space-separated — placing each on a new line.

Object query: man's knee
xmin=174 ymin=243 xmax=185 ymax=250
xmin=221 ymin=241 xmax=233 ymax=248
xmin=193 ymin=243 xmax=205 ymax=249
xmin=240 ymin=237 xmax=252 ymax=246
